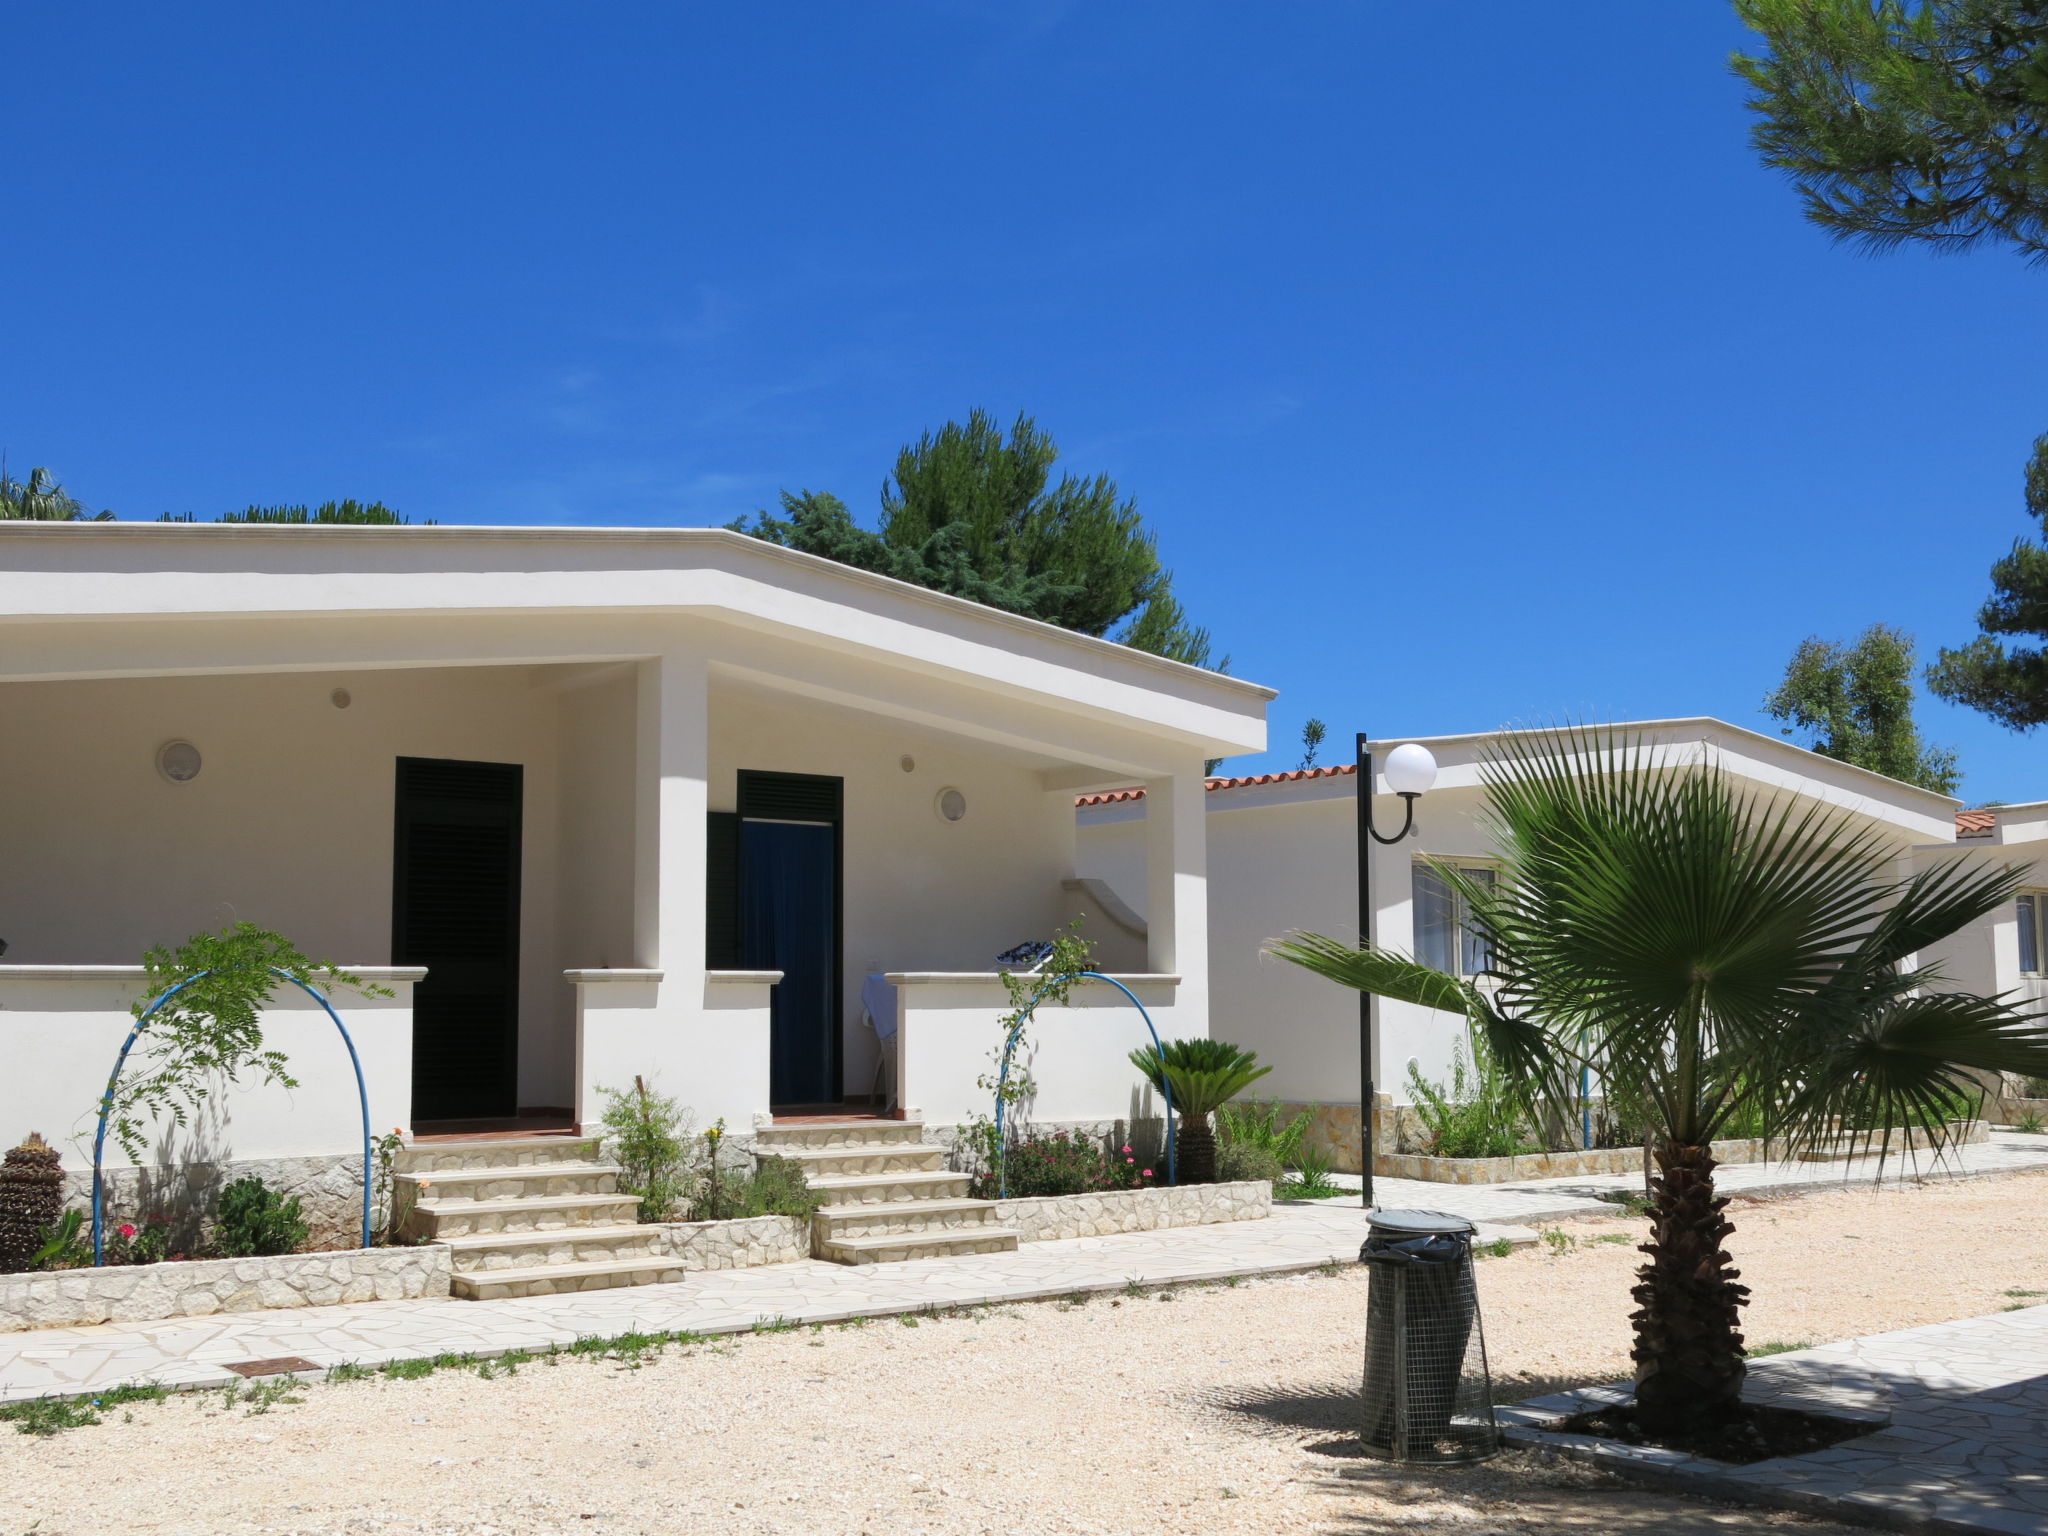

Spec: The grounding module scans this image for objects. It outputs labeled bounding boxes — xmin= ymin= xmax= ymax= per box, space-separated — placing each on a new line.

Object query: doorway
xmin=722 ymin=769 xmax=843 ymax=1107
xmin=393 ymin=756 xmax=523 ymax=1121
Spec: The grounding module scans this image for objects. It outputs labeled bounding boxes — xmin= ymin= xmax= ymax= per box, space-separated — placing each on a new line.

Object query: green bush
xmin=215 ymin=1175 xmax=308 ymax=1257
xmin=697 ymin=1155 xmax=822 ymax=1222
xmin=597 ymin=1077 xmax=696 ymax=1222
xmin=1277 ymin=1147 xmax=1345 ymax=1200
xmin=1407 ymin=1042 xmax=1533 ymax=1160
xmin=1215 ymin=1098 xmax=1310 ymax=1166
xmin=966 ymin=1127 xmax=1153 ymax=1199
xmin=1215 ymin=1139 xmax=1283 ymax=1186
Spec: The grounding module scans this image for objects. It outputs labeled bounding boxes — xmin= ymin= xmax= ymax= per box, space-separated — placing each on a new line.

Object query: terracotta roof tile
xmin=1075 ymin=762 xmax=1357 ymax=807
xmin=1957 ymin=808 xmax=1998 ymax=836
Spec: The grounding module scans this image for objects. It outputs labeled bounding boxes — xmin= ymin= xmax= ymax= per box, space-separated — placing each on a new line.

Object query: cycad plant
xmin=1268 ymin=726 xmax=2048 ymax=1441
xmin=1128 ymin=1038 xmax=1271 ymax=1184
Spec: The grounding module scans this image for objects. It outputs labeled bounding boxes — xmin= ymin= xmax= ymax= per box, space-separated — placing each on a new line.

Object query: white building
xmin=1076 ymin=718 xmax=1966 ymax=1171
xmin=0 ymin=521 xmax=1270 ymax=1221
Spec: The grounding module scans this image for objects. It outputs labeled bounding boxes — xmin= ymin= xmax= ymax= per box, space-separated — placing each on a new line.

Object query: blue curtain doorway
xmin=740 ymin=819 xmax=841 ymax=1105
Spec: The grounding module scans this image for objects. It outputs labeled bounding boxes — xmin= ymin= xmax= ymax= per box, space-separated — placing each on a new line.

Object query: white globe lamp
xmin=1383 ymin=742 xmax=1438 ymax=798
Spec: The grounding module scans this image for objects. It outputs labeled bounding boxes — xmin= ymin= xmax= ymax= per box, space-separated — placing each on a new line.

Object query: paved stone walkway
xmin=0 ymin=1200 xmax=1568 ymax=1406
xmin=10 ymin=1136 xmax=2043 ymax=1419
xmin=1504 ymin=1305 xmax=2048 ymax=1535
xmin=1309 ymin=1131 xmax=2048 ymax=1208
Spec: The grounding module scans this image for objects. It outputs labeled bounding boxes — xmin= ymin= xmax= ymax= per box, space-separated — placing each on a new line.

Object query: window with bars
xmin=2020 ymin=891 xmax=2046 ymax=976
xmin=1413 ymin=861 xmax=1496 ymax=978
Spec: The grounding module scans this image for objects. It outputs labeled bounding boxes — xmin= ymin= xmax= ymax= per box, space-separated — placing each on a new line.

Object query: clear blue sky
xmin=8 ymin=5 xmax=2045 ymax=801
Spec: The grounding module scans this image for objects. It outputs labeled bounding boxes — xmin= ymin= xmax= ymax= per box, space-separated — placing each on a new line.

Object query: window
xmin=1413 ymin=861 xmax=1496 ymax=977
xmin=2021 ymin=892 xmax=2045 ymax=976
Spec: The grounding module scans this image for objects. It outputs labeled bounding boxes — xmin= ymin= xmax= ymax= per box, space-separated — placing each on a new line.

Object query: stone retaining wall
xmin=991 ymin=1178 xmax=1270 ymax=1242
xmin=68 ymin=1153 xmax=370 ymax=1254
xmin=1373 ymin=1119 xmax=1989 ymax=1184
xmin=654 ymin=1214 xmax=809 ymax=1270
xmin=0 ymin=1244 xmax=451 ymax=1333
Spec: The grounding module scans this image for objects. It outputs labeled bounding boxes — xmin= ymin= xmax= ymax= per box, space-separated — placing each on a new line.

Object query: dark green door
xmin=393 ymin=757 xmax=523 ymax=1121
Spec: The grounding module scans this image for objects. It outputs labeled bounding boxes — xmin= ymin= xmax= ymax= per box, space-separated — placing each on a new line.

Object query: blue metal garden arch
xmin=91 ymin=968 xmax=375 ymax=1264
xmin=993 ymin=970 xmax=1176 ymax=1197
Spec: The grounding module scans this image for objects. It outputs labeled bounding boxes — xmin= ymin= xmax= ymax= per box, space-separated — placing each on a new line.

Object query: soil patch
xmin=1559 ymin=1399 xmax=1875 ymax=1464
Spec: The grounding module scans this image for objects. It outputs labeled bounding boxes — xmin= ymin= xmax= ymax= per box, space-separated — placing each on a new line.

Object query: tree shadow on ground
xmin=1210 ymin=1375 xmax=1873 ymax=1532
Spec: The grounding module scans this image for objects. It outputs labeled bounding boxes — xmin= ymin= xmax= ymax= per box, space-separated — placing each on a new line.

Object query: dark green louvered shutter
xmin=706 ymin=811 xmax=741 ymax=968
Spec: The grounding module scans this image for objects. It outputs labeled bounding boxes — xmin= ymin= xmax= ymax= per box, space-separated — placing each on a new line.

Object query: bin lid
xmin=1367 ymin=1208 xmax=1476 ymax=1237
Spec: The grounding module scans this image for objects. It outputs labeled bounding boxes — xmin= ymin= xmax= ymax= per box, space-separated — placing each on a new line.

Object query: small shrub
xmin=697 ymin=1154 xmax=822 ymax=1222
xmin=31 ymin=1208 xmax=91 ymax=1271
xmin=597 ymin=1077 xmax=695 ymax=1222
xmin=1277 ymin=1148 xmax=1345 ymax=1200
xmin=1215 ymin=1139 xmax=1283 ymax=1185
xmin=2013 ymin=1110 xmax=2046 ymax=1134
xmin=1216 ymin=1098 xmax=1311 ymax=1166
xmin=103 ymin=1216 xmax=173 ymax=1266
xmin=1407 ymin=1042 xmax=1533 ymax=1159
xmin=965 ymin=1127 xmax=1152 ymax=1199
xmin=215 ymin=1175 xmax=308 ymax=1257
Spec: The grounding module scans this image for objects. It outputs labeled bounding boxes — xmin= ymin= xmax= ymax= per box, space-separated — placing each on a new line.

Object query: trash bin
xmin=1357 ymin=1208 xmax=1500 ymax=1463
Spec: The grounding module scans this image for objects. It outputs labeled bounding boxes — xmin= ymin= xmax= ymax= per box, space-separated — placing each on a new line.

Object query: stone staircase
xmin=756 ymin=1118 xmax=1019 ymax=1265
xmin=398 ymin=1135 xmax=682 ymax=1300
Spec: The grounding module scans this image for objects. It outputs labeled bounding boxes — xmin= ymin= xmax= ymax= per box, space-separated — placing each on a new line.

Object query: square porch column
xmin=633 ymin=651 xmax=709 ymax=974
xmin=1143 ymin=764 xmax=1209 ymax=1035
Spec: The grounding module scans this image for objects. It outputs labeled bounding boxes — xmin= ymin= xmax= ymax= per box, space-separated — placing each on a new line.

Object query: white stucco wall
xmin=0 ymin=969 xmax=420 ymax=1170
xmin=0 ymin=666 xmax=581 ymax=1107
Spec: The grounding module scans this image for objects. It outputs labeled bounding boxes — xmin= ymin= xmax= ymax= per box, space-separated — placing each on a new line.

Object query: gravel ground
xmin=8 ymin=1172 xmax=2048 ymax=1536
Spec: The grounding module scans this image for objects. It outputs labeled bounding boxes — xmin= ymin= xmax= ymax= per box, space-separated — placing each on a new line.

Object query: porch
xmin=0 ymin=653 xmax=1208 ymax=1184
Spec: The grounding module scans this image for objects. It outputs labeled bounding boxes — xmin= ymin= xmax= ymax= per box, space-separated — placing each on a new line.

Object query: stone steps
xmin=450 ymin=1253 xmax=689 ymax=1301
xmin=765 ymin=1143 xmax=947 ymax=1178
xmin=803 ymin=1169 xmax=974 ymax=1205
xmin=395 ymin=1162 xmax=619 ymax=1204
xmin=813 ymin=1196 xmax=1007 ymax=1241
xmin=400 ymin=1136 xmax=603 ymax=1174
xmin=406 ymin=1191 xmax=642 ymax=1239
xmin=440 ymin=1224 xmax=664 ymax=1272
xmin=754 ymin=1119 xmax=1019 ymax=1267
xmin=398 ymin=1138 xmax=660 ymax=1297
xmin=815 ymin=1228 xmax=1020 ymax=1265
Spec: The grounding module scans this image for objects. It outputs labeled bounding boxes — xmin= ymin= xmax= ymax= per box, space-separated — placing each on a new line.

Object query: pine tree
xmin=1733 ymin=0 xmax=2048 ymax=260
xmin=736 ymin=411 xmax=1220 ymax=667
xmin=1765 ymin=623 xmax=1961 ymax=791
xmin=1928 ymin=433 xmax=2048 ymax=728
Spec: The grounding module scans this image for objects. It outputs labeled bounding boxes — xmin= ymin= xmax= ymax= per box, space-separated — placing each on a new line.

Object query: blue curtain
xmin=740 ymin=820 xmax=839 ymax=1104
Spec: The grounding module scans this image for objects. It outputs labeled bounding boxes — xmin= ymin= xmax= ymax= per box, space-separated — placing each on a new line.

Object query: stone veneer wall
xmin=1 ymin=1245 xmax=451 ymax=1333
xmin=991 ymin=1178 xmax=1270 ymax=1242
xmin=67 ymin=1154 xmax=370 ymax=1254
xmin=654 ymin=1214 xmax=809 ymax=1270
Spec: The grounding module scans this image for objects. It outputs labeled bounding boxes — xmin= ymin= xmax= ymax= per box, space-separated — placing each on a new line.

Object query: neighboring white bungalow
xmin=1922 ymin=802 xmax=2048 ymax=1112
xmin=1075 ymin=718 xmax=1964 ymax=1172
xmin=0 ymin=522 xmax=1270 ymax=1222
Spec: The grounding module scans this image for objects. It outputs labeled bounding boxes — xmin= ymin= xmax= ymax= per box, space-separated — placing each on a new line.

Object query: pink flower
xmin=118 ymin=1223 xmax=137 ymax=1239
xmin=1121 ymin=1145 xmax=1132 ymax=1154
xmin=1141 ymin=1170 xmax=1153 ymax=1178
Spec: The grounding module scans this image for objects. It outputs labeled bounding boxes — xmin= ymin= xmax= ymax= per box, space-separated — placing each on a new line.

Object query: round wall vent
xmin=331 ymin=687 xmax=353 ymax=709
xmin=899 ymin=754 xmax=916 ymax=773
xmin=156 ymin=740 xmax=203 ymax=784
xmin=935 ymin=787 xmax=967 ymax=823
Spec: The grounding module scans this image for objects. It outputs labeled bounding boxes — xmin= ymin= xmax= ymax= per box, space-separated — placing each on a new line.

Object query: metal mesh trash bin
xmin=1358 ymin=1208 xmax=1501 ymax=1463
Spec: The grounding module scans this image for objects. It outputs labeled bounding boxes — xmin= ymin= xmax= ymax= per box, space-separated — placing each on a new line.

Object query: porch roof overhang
xmin=0 ymin=522 xmax=1271 ymax=778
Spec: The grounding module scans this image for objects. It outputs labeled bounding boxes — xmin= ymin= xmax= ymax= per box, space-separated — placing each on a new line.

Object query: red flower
xmin=118 ymin=1223 xmax=137 ymax=1239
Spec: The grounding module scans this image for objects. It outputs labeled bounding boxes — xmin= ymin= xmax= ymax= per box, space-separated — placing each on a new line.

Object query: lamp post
xmin=1356 ymin=733 xmax=1437 ymax=1208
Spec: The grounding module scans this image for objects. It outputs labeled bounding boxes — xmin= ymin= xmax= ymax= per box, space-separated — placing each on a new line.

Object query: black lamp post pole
xmin=1356 ymin=730 xmax=1421 ymax=1210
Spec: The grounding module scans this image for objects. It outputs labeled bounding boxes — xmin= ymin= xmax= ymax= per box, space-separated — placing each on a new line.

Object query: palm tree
xmin=1268 ymin=726 xmax=2048 ymax=1441
xmin=1128 ymin=1038 xmax=1271 ymax=1183
xmin=0 ymin=465 xmax=112 ymax=521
